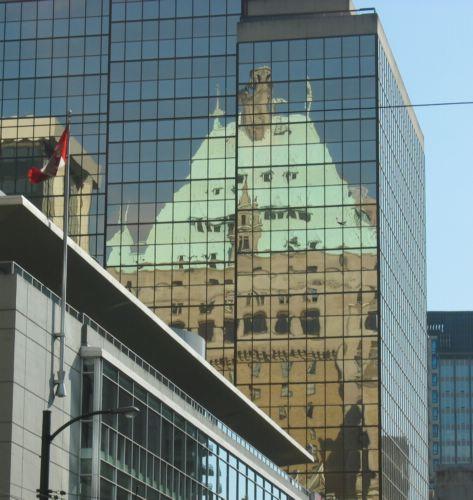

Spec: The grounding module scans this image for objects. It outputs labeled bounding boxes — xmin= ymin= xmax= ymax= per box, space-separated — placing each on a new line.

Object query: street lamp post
xmin=37 ymin=406 xmax=139 ymax=499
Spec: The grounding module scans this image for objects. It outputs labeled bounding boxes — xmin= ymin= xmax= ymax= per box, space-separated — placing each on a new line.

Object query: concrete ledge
xmin=238 ymin=12 xmax=378 ymax=42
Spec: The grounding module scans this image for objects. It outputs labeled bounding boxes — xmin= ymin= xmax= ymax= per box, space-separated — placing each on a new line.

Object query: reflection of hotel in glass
xmin=0 ymin=0 xmax=428 ymax=497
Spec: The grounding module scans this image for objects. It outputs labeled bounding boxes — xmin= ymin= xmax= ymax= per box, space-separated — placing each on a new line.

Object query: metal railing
xmin=0 ymin=260 xmax=310 ymax=496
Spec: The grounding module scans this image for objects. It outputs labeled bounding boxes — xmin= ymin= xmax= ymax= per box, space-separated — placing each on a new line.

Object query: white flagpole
xmin=56 ymin=110 xmax=72 ymax=398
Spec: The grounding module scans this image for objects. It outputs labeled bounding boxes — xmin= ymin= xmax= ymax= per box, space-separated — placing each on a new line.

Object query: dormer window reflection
xmin=284 ymin=171 xmax=297 ymax=181
xmin=286 ymin=236 xmax=300 ymax=250
xmin=172 ymin=303 xmax=183 ymax=314
xmin=298 ymin=210 xmax=311 ymax=222
xmin=250 ymin=386 xmax=261 ymax=401
xmin=261 ymin=170 xmax=273 ymax=182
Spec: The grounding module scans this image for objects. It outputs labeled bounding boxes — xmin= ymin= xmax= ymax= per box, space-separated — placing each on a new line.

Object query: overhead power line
xmin=305 ymin=100 xmax=473 ymax=114
xmin=380 ymin=100 xmax=473 ymax=109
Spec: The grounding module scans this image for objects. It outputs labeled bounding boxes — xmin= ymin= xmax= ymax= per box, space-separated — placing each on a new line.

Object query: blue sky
xmin=355 ymin=0 xmax=473 ymax=310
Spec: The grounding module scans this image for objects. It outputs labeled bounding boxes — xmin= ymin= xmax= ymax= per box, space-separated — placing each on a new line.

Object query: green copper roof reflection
xmin=107 ymin=112 xmax=377 ymax=268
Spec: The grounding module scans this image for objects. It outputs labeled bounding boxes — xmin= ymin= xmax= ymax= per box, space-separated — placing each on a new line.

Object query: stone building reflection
xmin=235 ymin=65 xmax=379 ymax=495
xmin=106 ymin=65 xmax=379 ymax=496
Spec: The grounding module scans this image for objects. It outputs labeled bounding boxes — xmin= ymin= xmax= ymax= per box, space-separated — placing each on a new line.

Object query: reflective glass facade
xmin=80 ymin=357 xmax=301 ymax=499
xmin=235 ymin=36 xmax=380 ymax=496
xmin=378 ymin=42 xmax=428 ymax=499
xmin=427 ymin=312 xmax=473 ymax=491
xmin=0 ymin=0 xmax=108 ymax=262
xmin=105 ymin=0 xmax=240 ymax=382
xmin=1 ymin=1 xmax=428 ymax=497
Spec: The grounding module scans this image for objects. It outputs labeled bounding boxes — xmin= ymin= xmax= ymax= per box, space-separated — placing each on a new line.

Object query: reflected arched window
xmin=364 ymin=311 xmax=378 ymax=332
xmin=238 ymin=236 xmax=250 ymax=251
xmin=243 ymin=313 xmax=267 ymax=334
xmin=281 ymin=361 xmax=293 ymax=378
xmin=223 ymin=319 xmax=236 ymax=343
xmin=308 ymin=360 xmax=317 ymax=375
xmin=306 ymin=402 xmax=314 ymax=418
xmin=198 ymin=320 xmax=215 ymax=342
xmin=253 ymin=312 xmax=267 ymax=333
xmin=243 ymin=315 xmax=252 ymax=335
xmin=275 ymin=312 xmax=291 ymax=334
xmin=301 ymin=309 xmax=320 ymax=336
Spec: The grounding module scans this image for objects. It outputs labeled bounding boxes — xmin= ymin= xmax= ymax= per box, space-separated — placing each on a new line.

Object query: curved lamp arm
xmin=49 ymin=406 xmax=139 ymax=442
xmin=39 ymin=406 xmax=138 ymax=498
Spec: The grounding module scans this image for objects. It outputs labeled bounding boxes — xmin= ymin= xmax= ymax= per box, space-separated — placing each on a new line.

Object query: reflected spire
xmin=211 ymin=84 xmax=224 ymax=129
xmin=239 ymin=177 xmax=251 ymax=208
xmin=306 ymin=77 xmax=313 ymax=118
xmin=123 ymin=204 xmax=129 ymax=225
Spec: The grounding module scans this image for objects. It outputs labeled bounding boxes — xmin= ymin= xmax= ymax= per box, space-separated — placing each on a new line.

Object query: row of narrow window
xmin=192 ymin=209 xmax=311 ymax=234
xmin=171 ymin=310 xmax=320 ymax=341
xmin=171 ymin=310 xmax=377 ymax=342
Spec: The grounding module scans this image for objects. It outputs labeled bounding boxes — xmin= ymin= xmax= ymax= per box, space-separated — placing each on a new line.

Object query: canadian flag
xmin=28 ymin=125 xmax=69 ymax=184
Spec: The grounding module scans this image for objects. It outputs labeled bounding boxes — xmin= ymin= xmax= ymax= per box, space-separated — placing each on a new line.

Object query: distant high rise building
xmin=428 ymin=311 xmax=473 ymax=495
xmin=0 ymin=0 xmax=428 ymax=497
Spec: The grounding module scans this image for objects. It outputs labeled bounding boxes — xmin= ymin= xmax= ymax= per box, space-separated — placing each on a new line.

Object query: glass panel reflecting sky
xmin=378 ymin=39 xmax=428 ymax=500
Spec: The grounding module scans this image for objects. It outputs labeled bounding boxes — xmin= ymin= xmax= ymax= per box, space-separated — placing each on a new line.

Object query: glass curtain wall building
xmin=0 ymin=247 xmax=311 ymax=500
xmin=234 ymin=33 xmax=380 ymax=496
xmin=81 ymin=357 xmax=305 ymax=500
xmin=427 ymin=312 xmax=473 ymax=489
xmin=104 ymin=0 xmax=241 ymax=382
xmin=0 ymin=0 xmax=108 ymax=262
xmin=0 ymin=0 xmax=428 ymax=497
xmin=377 ymin=36 xmax=427 ymax=500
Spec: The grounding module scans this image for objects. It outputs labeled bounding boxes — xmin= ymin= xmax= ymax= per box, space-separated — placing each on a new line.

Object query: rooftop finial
xmin=211 ymin=83 xmax=224 ymax=129
xmin=306 ymin=77 xmax=313 ymax=117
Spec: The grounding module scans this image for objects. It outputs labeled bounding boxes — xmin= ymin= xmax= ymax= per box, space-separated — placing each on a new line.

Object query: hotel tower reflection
xmin=107 ymin=35 xmax=380 ymax=495
xmin=235 ymin=41 xmax=379 ymax=496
